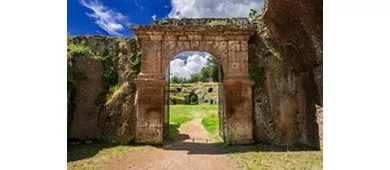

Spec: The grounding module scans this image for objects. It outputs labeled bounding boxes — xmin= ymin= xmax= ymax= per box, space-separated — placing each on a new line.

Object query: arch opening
xmin=163 ymin=51 xmax=225 ymax=143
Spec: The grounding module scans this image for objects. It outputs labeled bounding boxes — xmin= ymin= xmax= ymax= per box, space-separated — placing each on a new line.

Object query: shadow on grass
xmin=164 ymin=123 xmax=180 ymax=144
xmin=67 ymin=143 xmax=117 ymax=162
xmin=67 ymin=141 xmax=145 ymax=162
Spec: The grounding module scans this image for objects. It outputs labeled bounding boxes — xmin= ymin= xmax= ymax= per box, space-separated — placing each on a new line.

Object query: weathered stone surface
xmin=224 ymin=81 xmax=254 ymax=144
xmin=133 ymin=18 xmax=256 ymax=145
xmin=132 ymin=18 xmax=256 ymax=32
xmin=98 ymin=82 xmax=137 ymax=144
xmin=69 ymin=54 xmax=104 ymax=140
xmin=249 ymin=0 xmax=323 ymax=149
xmin=67 ymin=36 xmax=140 ymax=143
xmin=188 ymin=35 xmax=202 ymax=41
xmin=135 ymin=82 xmax=166 ymax=144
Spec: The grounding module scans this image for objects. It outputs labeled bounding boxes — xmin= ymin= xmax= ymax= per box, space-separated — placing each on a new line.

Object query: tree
xmin=249 ymin=9 xmax=258 ymax=20
xmin=200 ymin=66 xmax=211 ymax=82
xmin=189 ymin=74 xmax=201 ymax=83
xmin=206 ymin=56 xmax=219 ymax=82
xmin=171 ymin=76 xmax=180 ymax=84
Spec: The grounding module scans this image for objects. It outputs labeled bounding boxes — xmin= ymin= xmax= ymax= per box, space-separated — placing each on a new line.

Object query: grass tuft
xmin=105 ymin=84 xmax=123 ymax=105
xmin=208 ymin=20 xmax=227 ymax=26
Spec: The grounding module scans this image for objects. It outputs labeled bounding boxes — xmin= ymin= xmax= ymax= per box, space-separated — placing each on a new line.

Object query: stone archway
xmin=131 ymin=18 xmax=256 ymax=145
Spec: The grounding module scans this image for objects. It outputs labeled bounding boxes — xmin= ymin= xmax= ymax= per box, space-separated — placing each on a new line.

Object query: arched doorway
xmin=132 ymin=18 xmax=256 ymax=145
xmin=163 ymin=52 xmax=224 ymax=142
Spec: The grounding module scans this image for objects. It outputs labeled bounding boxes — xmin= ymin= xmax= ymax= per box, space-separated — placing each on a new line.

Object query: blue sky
xmin=68 ymin=0 xmax=264 ymax=37
xmin=68 ymin=0 xmax=173 ymax=37
xmin=68 ymin=0 xmax=264 ymax=78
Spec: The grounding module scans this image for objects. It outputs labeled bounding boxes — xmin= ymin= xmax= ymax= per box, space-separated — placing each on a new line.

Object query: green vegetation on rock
xmin=249 ymin=67 xmax=265 ymax=84
xmin=158 ymin=19 xmax=169 ymax=25
xmin=269 ymin=48 xmax=282 ymax=61
xmin=208 ymin=20 xmax=227 ymax=26
xmin=105 ymin=84 xmax=122 ymax=105
xmin=67 ymin=40 xmax=91 ymax=58
xmin=130 ymin=51 xmax=141 ymax=77
xmin=248 ymin=9 xmax=258 ymax=20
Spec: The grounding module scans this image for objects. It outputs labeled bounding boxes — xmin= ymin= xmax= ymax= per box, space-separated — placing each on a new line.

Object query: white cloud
xmin=79 ymin=0 xmax=130 ymax=37
xmin=151 ymin=15 xmax=157 ymax=20
xmin=168 ymin=0 xmax=264 ymax=18
xmin=169 ymin=53 xmax=210 ymax=79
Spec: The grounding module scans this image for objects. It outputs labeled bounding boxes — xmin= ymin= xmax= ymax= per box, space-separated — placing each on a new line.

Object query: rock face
xmin=98 ymin=82 xmax=137 ymax=144
xmin=249 ymin=0 xmax=323 ymax=149
xmin=69 ymin=53 xmax=104 ymax=139
xmin=67 ymin=36 xmax=140 ymax=144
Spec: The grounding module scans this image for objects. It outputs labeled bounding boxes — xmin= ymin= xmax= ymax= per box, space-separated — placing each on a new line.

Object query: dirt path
xmin=102 ymin=118 xmax=241 ymax=170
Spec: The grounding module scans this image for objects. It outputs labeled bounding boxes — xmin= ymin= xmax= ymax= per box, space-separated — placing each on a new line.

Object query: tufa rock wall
xmin=249 ymin=0 xmax=323 ymax=149
xmin=67 ymin=35 xmax=141 ymax=144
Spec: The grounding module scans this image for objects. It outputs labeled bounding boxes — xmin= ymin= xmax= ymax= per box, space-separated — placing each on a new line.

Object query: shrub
xmin=249 ymin=9 xmax=258 ymax=20
xmin=190 ymin=94 xmax=198 ymax=104
xmin=68 ymin=40 xmax=90 ymax=57
xmin=158 ymin=20 xmax=169 ymax=25
xmin=249 ymin=67 xmax=265 ymax=84
xmin=103 ymin=66 xmax=118 ymax=89
xmin=130 ymin=51 xmax=141 ymax=76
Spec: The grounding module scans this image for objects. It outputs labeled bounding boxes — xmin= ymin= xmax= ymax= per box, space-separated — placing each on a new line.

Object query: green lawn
xmin=67 ymin=143 xmax=144 ymax=170
xmin=169 ymin=104 xmax=221 ymax=142
xmin=226 ymin=144 xmax=323 ymax=170
xmin=170 ymin=104 xmax=218 ymax=125
xmin=201 ymin=113 xmax=222 ymax=142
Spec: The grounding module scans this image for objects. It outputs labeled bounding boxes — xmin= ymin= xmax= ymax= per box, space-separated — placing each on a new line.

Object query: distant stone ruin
xmin=169 ymin=83 xmax=219 ymax=105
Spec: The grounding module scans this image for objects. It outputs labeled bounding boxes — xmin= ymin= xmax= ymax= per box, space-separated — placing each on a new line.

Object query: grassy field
xmin=227 ymin=144 xmax=323 ymax=170
xmin=201 ymin=113 xmax=222 ymax=142
xmin=169 ymin=104 xmax=221 ymax=142
xmin=67 ymin=143 xmax=144 ymax=170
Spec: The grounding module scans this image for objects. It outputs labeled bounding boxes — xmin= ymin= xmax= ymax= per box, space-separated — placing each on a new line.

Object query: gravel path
xmin=102 ymin=118 xmax=241 ymax=170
